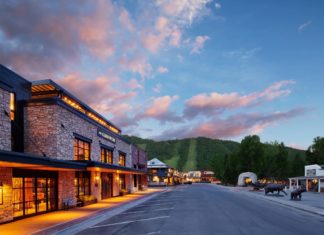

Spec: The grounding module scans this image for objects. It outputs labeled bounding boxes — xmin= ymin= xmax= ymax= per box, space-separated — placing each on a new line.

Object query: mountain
xmin=124 ymin=135 xmax=306 ymax=172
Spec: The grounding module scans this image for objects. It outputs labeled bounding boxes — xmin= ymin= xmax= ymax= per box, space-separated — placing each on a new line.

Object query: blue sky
xmin=0 ymin=0 xmax=323 ymax=149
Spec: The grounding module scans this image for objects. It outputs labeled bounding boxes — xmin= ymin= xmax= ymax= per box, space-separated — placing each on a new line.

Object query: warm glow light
xmin=61 ymin=95 xmax=120 ymax=134
xmin=9 ymin=93 xmax=15 ymax=121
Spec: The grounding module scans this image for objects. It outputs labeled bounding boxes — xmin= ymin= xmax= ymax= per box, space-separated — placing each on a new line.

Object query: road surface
xmin=77 ymin=184 xmax=324 ymax=235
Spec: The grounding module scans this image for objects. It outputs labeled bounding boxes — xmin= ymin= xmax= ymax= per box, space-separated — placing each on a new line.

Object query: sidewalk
xmin=215 ymin=184 xmax=324 ymax=217
xmin=0 ymin=188 xmax=166 ymax=235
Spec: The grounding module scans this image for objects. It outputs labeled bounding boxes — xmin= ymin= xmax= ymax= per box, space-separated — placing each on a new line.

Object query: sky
xmin=0 ymin=0 xmax=324 ymax=149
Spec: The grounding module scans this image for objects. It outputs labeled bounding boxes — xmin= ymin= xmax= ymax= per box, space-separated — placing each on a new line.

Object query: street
xmin=77 ymin=184 xmax=324 ymax=235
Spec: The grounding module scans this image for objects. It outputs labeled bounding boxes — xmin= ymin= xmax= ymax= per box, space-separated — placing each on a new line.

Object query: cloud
xmin=119 ymin=55 xmax=152 ymax=78
xmin=298 ymin=20 xmax=312 ymax=32
xmin=153 ymin=83 xmax=162 ymax=93
xmin=215 ymin=3 xmax=222 ymax=10
xmin=119 ymin=8 xmax=135 ymax=32
xmin=157 ymin=66 xmax=169 ymax=74
xmin=140 ymin=95 xmax=181 ymax=123
xmin=155 ymin=0 xmax=212 ymax=25
xmin=191 ymin=35 xmax=210 ymax=54
xmin=0 ymin=0 xmax=118 ymax=79
xmin=56 ymin=73 xmax=137 ymax=128
xmin=184 ymin=80 xmax=295 ymax=118
xmin=223 ymin=48 xmax=261 ymax=60
xmin=154 ymin=108 xmax=308 ymax=140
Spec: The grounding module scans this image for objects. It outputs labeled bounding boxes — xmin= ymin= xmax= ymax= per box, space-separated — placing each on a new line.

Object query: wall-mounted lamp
xmin=0 ymin=181 xmax=3 ymax=205
xmin=95 ymin=173 xmax=100 ymax=187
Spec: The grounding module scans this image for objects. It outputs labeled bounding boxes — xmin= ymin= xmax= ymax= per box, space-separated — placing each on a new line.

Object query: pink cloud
xmin=170 ymin=29 xmax=182 ymax=46
xmin=191 ymin=35 xmax=210 ymax=54
xmin=154 ymin=108 xmax=308 ymax=140
xmin=139 ymin=95 xmax=181 ymax=123
xmin=184 ymin=80 xmax=295 ymax=118
xmin=56 ymin=73 xmax=138 ymax=128
xmin=157 ymin=66 xmax=169 ymax=74
xmin=0 ymin=1 xmax=118 ymax=78
xmin=119 ymin=55 xmax=152 ymax=78
xmin=119 ymin=8 xmax=135 ymax=32
xmin=144 ymin=96 xmax=178 ymax=117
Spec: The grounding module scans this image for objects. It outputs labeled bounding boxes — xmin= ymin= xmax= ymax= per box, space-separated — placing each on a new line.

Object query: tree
xmin=290 ymin=153 xmax=305 ymax=177
xmin=306 ymin=137 xmax=324 ymax=165
xmin=222 ymin=153 xmax=240 ymax=185
xmin=238 ymin=135 xmax=264 ymax=175
xmin=273 ymin=142 xmax=288 ymax=179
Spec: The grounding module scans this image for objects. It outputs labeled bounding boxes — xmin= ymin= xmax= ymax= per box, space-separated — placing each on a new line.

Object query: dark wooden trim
xmin=73 ymin=133 xmax=93 ymax=143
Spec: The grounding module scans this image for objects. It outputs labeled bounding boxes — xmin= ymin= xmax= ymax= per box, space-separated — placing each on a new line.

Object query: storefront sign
xmin=306 ymin=169 xmax=316 ymax=177
xmin=98 ymin=129 xmax=116 ymax=143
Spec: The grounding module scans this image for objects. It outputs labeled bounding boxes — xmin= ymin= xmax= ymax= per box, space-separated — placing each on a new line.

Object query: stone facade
xmin=0 ymin=167 xmax=13 ymax=223
xmin=58 ymin=171 xmax=76 ymax=209
xmin=24 ymin=104 xmax=131 ymax=167
xmin=0 ymin=88 xmax=11 ymax=151
xmin=24 ymin=103 xmax=133 ymax=200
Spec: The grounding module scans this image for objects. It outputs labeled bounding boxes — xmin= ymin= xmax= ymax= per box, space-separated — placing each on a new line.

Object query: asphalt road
xmin=77 ymin=184 xmax=324 ymax=235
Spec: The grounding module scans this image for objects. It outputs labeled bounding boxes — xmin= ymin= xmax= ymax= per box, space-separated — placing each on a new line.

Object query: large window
xmin=118 ymin=152 xmax=126 ymax=167
xmin=10 ymin=92 xmax=15 ymax=121
xmin=12 ymin=176 xmax=57 ymax=218
xmin=101 ymin=148 xmax=113 ymax=164
xmin=75 ymin=171 xmax=90 ymax=198
xmin=74 ymin=138 xmax=90 ymax=160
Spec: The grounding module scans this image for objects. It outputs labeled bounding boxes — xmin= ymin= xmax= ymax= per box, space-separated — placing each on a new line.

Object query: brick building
xmin=0 ymin=65 xmax=147 ymax=224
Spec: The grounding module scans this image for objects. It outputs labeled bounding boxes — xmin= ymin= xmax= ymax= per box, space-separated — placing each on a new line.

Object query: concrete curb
xmin=30 ymin=189 xmax=170 ymax=235
xmin=214 ymin=184 xmax=324 ymax=217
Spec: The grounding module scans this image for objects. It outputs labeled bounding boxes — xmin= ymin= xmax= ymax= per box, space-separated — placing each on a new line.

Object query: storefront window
xmin=75 ymin=172 xmax=90 ymax=197
xmin=101 ymin=148 xmax=113 ymax=164
xmin=74 ymin=138 xmax=91 ymax=160
xmin=12 ymin=176 xmax=57 ymax=218
xmin=118 ymin=152 xmax=126 ymax=167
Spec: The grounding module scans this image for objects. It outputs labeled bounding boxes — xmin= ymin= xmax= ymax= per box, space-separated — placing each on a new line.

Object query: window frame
xmin=101 ymin=147 xmax=113 ymax=164
xmin=118 ymin=152 xmax=126 ymax=167
xmin=74 ymin=138 xmax=91 ymax=161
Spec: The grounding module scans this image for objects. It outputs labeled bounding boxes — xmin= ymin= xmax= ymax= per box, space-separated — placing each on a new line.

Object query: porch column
xmin=306 ymin=179 xmax=308 ymax=192
xmin=289 ymin=178 xmax=292 ymax=190
xmin=318 ymin=178 xmax=321 ymax=193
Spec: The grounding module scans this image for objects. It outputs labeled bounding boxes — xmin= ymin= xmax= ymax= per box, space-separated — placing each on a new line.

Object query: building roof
xmin=147 ymin=158 xmax=169 ymax=168
xmin=31 ymin=79 xmax=121 ymax=134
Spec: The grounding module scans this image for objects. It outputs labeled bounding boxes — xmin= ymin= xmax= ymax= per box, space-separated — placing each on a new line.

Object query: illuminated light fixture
xmin=9 ymin=93 xmax=15 ymax=121
xmin=0 ymin=181 xmax=3 ymax=205
xmin=95 ymin=173 xmax=100 ymax=187
xmin=61 ymin=95 xmax=121 ymax=134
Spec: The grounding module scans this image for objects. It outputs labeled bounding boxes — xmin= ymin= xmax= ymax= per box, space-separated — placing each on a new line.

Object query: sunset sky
xmin=1 ymin=0 xmax=323 ymax=149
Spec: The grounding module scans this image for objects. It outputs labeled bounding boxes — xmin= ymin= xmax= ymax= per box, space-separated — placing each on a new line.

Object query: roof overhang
xmin=0 ymin=150 xmax=87 ymax=171
xmin=86 ymin=161 xmax=148 ymax=175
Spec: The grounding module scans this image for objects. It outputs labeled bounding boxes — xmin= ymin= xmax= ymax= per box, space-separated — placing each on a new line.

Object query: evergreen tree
xmin=238 ymin=135 xmax=264 ymax=175
xmin=273 ymin=142 xmax=288 ymax=179
xmin=290 ymin=153 xmax=305 ymax=177
xmin=306 ymin=137 xmax=324 ymax=165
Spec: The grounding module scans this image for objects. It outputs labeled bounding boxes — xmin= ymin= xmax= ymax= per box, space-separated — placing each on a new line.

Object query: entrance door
xmin=101 ymin=173 xmax=113 ymax=199
xmin=12 ymin=169 xmax=58 ymax=219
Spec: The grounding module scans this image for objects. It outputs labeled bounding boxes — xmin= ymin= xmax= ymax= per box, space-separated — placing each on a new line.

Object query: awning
xmin=0 ymin=150 xmax=87 ymax=171
xmin=85 ymin=161 xmax=148 ymax=175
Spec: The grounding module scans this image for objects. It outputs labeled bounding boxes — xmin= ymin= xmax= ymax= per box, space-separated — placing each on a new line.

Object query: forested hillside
xmin=124 ymin=135 xmax=306 ymax=173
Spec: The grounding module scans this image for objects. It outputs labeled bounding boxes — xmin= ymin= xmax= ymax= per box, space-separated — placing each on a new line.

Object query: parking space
xmin=77 ymin=186 xmax=187 ymax=235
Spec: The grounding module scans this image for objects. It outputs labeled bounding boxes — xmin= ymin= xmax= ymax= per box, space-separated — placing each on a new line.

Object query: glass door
xmin=12 ymin=176 xmax=57 ymax=218
xmin=12 ymin=178 xmax=24 ymax=218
